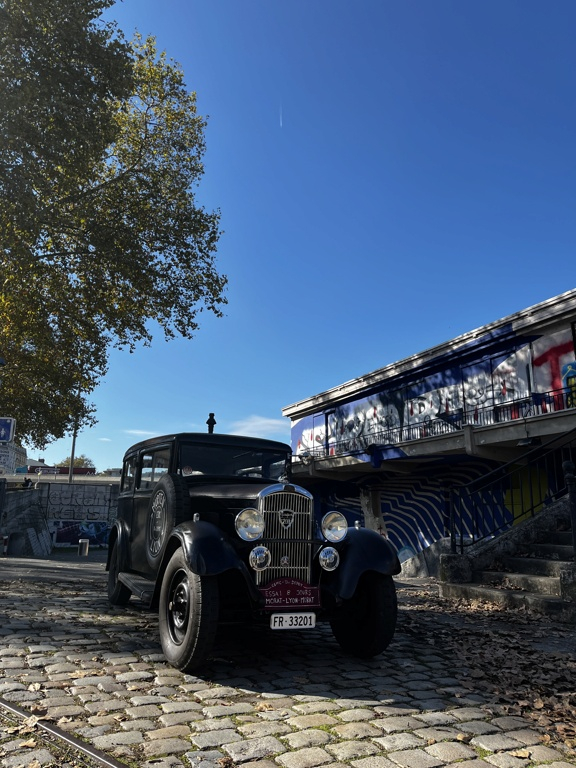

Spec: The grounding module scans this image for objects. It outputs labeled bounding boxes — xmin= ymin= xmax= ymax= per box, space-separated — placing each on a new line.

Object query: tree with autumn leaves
xmin=0 ymin=0 xmax=226 ymax=448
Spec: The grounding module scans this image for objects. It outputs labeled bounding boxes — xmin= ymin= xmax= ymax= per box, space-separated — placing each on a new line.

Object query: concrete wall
xmin=0 ymin=481 xmax=118 ymax=558
xmin=0 ymin=482 xmax=52 ymax=557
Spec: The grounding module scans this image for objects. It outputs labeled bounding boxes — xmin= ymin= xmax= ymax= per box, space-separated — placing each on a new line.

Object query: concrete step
xmin=503 ymin=555 xmax=572 ymax=577
xmin=439 ymin=582 xmax=572 ymax=618
xmin=472 ymin=570 xmax=561 ymax=596
xmin=527 ymin=542 xmax=574 ymax=559
xmin=540 ymin=530 xmax=574 ymax=547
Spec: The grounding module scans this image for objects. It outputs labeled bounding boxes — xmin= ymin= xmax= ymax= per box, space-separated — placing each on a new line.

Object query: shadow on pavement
xmin=0 ymin=547 xmax=108 ymax=584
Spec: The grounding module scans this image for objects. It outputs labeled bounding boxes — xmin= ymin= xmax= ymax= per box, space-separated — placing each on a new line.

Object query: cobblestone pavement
xmin=0 ymin=553 xmax=574 ymax=768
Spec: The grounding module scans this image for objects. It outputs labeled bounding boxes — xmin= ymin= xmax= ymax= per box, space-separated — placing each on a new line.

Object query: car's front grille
xmin=255 ymin=487 xmax=314 ymax=587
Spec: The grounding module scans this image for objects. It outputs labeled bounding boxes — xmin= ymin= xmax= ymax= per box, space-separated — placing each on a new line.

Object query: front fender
xmin=171 ymin=520 xmax=242 ymax=576
xmin=150 ymin=520 xmax=262 ymax=609
xmin=329 ymin=527 xmax=401 ymax=601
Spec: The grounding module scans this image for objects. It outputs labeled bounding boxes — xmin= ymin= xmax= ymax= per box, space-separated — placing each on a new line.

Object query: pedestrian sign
xmin=0 ymin=418 xmax=16 ymax=443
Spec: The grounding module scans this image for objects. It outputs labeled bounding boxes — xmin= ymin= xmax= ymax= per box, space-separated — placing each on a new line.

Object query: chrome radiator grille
xmin=255 ymin=489 xmax=314 ymax=587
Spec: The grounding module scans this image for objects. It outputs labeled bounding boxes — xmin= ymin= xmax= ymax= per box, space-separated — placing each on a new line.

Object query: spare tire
xmin=146 ymin=474 xmax=190 ymax=569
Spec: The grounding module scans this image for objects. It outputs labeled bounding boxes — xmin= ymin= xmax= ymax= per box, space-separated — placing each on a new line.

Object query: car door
xmin=116 ymin=454 xmax=137 ymax=565
xmin=130 ymin=445 xmax=172 ymax=576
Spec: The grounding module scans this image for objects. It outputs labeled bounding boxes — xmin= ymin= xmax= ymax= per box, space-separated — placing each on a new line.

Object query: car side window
xmin=138 ymin=448 xmax=171 ymax=491
xmin=121 ymin=456 xmax=137 ymax=493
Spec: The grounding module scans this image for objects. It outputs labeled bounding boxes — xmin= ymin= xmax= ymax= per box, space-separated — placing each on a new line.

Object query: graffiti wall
xmin=46 ymin=483 xmax=119 ymax=547
xmin=292 ymin=324 xmax=576 ymax=459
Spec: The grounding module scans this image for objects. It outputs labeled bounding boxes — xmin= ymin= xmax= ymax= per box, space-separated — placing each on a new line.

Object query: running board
xmin=118 ymin=572 xmax=155 ymax=606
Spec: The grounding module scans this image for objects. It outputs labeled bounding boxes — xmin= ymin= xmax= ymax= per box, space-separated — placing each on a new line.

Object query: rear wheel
xmin=107 ymin=539 xmax=131 ymax=606
xmin=158 ymin=548 xmax=219 ymax=672
xmin=330 ymin=573 xmax=397 ymax=657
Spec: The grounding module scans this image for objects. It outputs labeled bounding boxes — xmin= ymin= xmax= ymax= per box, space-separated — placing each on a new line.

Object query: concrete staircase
xmin=439 ymin=503 xmax=576 ymax=621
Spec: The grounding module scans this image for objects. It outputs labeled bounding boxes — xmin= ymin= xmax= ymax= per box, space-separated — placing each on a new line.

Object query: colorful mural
xmin=292 ymin=325 xmax=576 ymax=459
xmin=504 ymin=467 xmax=549 ymax=527
xmin=317 ymin=463 xmax=499 ymax=562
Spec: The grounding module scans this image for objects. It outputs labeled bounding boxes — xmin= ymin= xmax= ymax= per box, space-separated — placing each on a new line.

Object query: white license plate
xmin=270 ymin=612 xmax=316 ymax=630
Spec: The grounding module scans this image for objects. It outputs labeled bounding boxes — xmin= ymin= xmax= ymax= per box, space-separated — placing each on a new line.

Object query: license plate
xmin=270 ymin=612 xmax=316 ymax=630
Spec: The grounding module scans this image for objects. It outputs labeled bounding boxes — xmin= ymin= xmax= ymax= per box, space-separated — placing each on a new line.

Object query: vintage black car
xmin=107 ymin=432 xmax=401 ymax=671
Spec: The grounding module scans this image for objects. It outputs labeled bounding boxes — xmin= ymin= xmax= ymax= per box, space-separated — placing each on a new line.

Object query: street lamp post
xmin=68 ymin=422 xmax=78 ymax=485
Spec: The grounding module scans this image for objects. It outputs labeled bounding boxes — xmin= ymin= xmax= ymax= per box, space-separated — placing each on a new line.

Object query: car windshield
xmin=177 ymin=443 xmax=290 ymax=482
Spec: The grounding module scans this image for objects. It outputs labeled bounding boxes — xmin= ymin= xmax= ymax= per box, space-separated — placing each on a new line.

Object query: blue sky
xmin=37 ymin=0 xmax=576 ymax=471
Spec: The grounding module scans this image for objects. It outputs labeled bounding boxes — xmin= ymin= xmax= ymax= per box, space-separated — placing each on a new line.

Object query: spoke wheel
xmin=167 ymin=572 xmax=191 ymax=644
xmin=159 ymin=548 xmax=219 ymax=672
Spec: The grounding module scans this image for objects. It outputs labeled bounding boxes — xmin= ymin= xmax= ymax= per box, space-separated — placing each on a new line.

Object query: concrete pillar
xmin=359 ymin=487 xmax=387 ymax=535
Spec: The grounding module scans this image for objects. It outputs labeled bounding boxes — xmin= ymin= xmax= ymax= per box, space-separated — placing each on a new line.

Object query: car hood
xmin=184 ymin=480 xmax=276 ymax=501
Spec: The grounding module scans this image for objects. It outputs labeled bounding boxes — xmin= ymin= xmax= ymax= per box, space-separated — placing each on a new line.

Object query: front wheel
xmin=330 ymin=573 xmax=397 ymax=658
xmin=158 ymin=548 xmax=219 ymax=672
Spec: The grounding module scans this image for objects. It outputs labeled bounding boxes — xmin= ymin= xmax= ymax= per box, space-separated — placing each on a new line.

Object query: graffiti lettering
xmin=533 ymin=341 xmax=574 ymax=392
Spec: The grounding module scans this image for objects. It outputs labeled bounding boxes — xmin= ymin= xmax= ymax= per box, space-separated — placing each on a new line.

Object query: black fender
xmin=151 ymin=520 xmax=263 ymax=607
xmin=106 ymin=521 xmax=130 ymax=572
xmin=328 ymin=527 xmax=401 ymax=601
xmin=172 ymin=520 xmax=242 ymax=576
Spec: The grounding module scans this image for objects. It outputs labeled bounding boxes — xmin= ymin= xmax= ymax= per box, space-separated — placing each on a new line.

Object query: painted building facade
xmin=0 ymin=441 xmax=26 ymax=475
xmin=283 ymin=290 xmax=576 ymax=562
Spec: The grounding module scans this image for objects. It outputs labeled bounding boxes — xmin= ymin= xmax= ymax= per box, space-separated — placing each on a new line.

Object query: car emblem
xmin=280 ymin=555 xmax=290 ymax=567
xmin=279 ymin=509 xmax=294 ymax=529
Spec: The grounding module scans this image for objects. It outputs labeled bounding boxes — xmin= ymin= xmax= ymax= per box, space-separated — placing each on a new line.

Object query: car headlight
xmin=319 ymin=546 xmax=340 ymax=571
xmin=249 ymin=546 xmax=271 ymax=571
xmin=321 ymin=511 xmax=348 ymax=542
xmin=235 ymin=508 xmax=265 ymax=541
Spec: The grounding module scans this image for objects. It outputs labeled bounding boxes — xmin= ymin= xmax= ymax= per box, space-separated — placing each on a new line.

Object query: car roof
xmin=122 ymin=432 xmax=292 ymax=460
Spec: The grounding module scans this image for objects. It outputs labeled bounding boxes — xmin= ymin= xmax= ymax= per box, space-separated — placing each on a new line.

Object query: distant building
xmin=101 ymin=468 xmax=122 ymax=477
xmin=0 ymin=442 xmax=26 ymax=475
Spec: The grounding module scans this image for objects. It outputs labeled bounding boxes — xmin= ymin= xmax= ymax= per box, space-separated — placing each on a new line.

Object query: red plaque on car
xmin=260 ymin=578 xmax=321 ymax=609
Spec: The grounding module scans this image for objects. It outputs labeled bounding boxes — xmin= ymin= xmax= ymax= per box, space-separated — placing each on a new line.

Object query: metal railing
xmin=449 ymin=427 xmax=576 ymax=555
xmin=466 ymin=386 xmax=576 ymax=428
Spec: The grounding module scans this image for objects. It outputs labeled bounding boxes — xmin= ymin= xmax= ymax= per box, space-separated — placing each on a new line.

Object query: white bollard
xmin=78 ymin=538 xmax=90 ymax=556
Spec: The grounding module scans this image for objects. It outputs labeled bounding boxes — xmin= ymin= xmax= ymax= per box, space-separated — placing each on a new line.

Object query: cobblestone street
xmin=0 ymin=553 xmax=574 ymax=768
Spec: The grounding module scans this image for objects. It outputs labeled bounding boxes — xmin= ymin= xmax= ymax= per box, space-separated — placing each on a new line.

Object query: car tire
xmin=330 ymin=573 xmax=397 ymax=658
xmin=108 ymin=539 xmax=132 ymax=606
xmin=146 ymin=474 xmax=190 ymax=569
xmin=158 ymin=548 xmax=219 ymax=672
